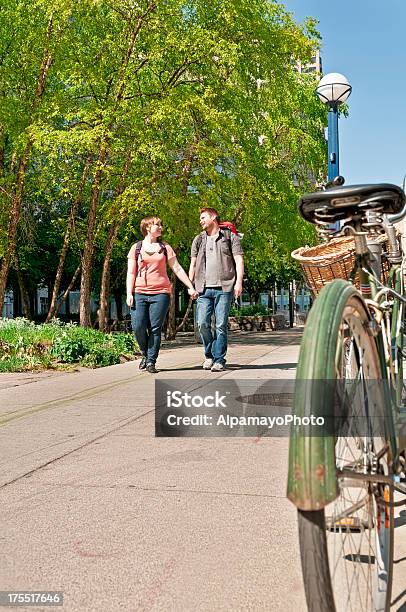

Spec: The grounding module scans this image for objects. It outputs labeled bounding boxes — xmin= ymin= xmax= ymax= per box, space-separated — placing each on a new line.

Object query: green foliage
xmin=51 ymin=326 xmax=138 ymax=366
xmin=51 ymin=328 xmax=87 ymax=363
xmin=229 ymin=304 xmax=269 ymax=317
xmin=0 ymin=0 xmax=327 ymax=312
xmin=0 ymin=318 xmax=138 ymax=371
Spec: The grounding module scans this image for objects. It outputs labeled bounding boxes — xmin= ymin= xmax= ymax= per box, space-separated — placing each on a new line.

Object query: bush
xmin=80 ymin=347 xmax=119 ymax=368
xmin=229 ymin=304 xmax=269 ymax=317
xmin=51 ymin=332 xmax=87 ymax=363
xmin=0 ymin=318 xmax=139 ymax=372
xmin=109 ymin=332 xmax=138 ymax=354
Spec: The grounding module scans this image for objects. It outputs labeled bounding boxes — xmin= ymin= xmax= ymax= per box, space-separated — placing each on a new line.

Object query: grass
xmin=0 ymin=318 xmax=139 ymax=372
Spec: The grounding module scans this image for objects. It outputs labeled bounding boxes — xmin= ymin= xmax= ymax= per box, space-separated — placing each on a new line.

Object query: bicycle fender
xmin=287 ymin=280 xmax=366 ymax=511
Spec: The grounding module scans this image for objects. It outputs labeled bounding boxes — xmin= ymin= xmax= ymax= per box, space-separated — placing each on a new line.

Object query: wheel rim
xmin=325 ymin=299 xmax=393 ymax=612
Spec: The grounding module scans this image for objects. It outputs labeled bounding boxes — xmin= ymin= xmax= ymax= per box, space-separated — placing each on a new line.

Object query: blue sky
xmin=283 ymin=0 xmax=406 ymax=186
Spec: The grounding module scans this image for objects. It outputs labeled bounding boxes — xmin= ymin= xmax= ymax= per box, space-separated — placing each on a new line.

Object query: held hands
xmin=187 ymin=287 xmax=199 ymax=300
xmin=234 ymin=281 xmax=243 ymax=298
xmin=126 ymin=294 xmax=134 ymax=308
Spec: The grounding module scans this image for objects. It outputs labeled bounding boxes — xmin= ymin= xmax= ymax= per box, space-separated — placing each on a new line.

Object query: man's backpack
xmin=219 ymin=221 xmax=244 ymax=239
xmin=194 ymin=222 xmax=242 ymax=256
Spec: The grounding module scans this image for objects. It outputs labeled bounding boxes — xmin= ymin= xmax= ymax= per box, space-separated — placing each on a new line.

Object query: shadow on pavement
xmin=158 ymin=366 xmax=204 ymax=372
xmin=161 ymin=329 xmax=303 ymax=351
xmin=391 ymin=589 xmax=406 ymax=610
xmin=395 ymin=510 xmax=406 ymax=529
xmin=158 ymin=363 xmax=297 ymax=372
xmin=226 ymin=363 xmax=297 ymax=370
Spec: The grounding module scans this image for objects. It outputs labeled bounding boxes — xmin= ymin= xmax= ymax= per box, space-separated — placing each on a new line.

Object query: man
xmin=189 ymin=207 xmax=244 ymax=372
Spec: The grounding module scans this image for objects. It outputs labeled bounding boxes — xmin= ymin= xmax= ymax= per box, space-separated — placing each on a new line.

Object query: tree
xmin=0 ymin=1 xmax=71 ymax=310
xmin=0 ymin=0 xmax=327 ymax=329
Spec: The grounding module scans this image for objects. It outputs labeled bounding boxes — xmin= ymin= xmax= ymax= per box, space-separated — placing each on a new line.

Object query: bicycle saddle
xmin=298 ymin=183 xmax=405 ymax=224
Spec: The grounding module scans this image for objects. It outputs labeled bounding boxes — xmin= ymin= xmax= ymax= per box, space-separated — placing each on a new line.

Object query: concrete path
xmin=0 ymin=330 xmax=405 ymax=611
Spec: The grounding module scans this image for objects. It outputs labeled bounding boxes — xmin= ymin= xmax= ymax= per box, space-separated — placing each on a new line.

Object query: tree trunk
xmin=15 ymin=262 xmax=31 ymax=319
xmin=0 ymin=148 xmax=30 ymax=312
xmin=46 ymin=154 xmax=92 ymax=322
xmin=65 ymin=290 xmax=70 ymax=316
xmin=79 ymin=7 xmax=155 ymax=328
xmin=79 ymin=146 xmax=107 ymax=327
xmin=0 ymin=124 xmax=5 ymax=175
xmin=99 ymin=224 xmax=118 ymax=331
xmin=11 ymin=274 xmax=19 ymax=317
xmin=55 ymin=263 xmax=81 ymax=317
xmin=267 ymin=289 xmax=272 ymax=312
xmin=176 ymin=297 xmax=193 ymax=333
xmin=98 ymin=151 xmax=132 ymax=331
xmin=0 ymin=17 xmax=54 ymax=314
xmin=113 ymin=289 xmax=123 ymax=322
xmin=193 ymin=303 xmax=201 ymax=344
xmin=163 ymin=142 xmax=197 ymax=341
xmin=288 ymin=282 xmax=294 ymax=328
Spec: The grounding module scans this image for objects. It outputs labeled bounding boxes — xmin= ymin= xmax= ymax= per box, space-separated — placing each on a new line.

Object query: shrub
xmin=80 ymin=347 xmax=119 ymax=368
xmin=51 ymin=332 xmax=87 ymax=363
xmin=110 ymin=332 xmax=138 ymax=354
xmin=0 ymin=318 xmax=138 ymax=372
xmin=229 ymin=304 xmax=269 ymax=317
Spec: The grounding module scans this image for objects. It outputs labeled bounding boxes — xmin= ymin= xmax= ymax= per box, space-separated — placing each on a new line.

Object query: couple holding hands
xmin=126 ymin=208 xmax=244 ymax=373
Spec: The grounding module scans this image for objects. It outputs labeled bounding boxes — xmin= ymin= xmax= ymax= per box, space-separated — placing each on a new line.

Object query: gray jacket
xmin=191 ymin=229 xmax=243 ymax=293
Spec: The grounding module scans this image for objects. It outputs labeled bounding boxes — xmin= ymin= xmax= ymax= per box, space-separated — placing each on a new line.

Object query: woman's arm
xmin=126 ymin=257 xmax=136 ymax=307
xmin=169 ymin=257 xmax=198 ymax=298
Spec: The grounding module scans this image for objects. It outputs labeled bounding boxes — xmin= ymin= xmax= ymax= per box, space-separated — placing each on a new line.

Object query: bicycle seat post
xmin=366 ymin=238 xmax=382 ymax=279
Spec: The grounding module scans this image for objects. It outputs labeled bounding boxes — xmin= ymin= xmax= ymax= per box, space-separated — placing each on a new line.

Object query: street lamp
xmin=316 ymin=72 xmax=352 ymax=182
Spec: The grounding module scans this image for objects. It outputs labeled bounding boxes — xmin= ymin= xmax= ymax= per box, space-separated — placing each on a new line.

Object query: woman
xmin=126 ymin=216 xmax=198 ymax=373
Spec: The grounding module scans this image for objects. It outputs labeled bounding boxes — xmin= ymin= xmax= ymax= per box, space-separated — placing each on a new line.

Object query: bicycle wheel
xmin=296 ymin=281 xmax=394 ymax=612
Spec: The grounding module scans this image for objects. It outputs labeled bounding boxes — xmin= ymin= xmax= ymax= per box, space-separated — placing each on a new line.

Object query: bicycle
xmin=287 ymin=177 xmax=406 ymax=612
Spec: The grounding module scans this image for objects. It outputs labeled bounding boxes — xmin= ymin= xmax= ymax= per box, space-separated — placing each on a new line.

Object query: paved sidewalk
xmin=0 ymin=329 xmax=405 ymax=611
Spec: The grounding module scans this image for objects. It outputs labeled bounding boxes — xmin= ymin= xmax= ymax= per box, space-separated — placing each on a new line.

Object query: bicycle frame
xmin=287 ymin=224 xmax=406 ymax=511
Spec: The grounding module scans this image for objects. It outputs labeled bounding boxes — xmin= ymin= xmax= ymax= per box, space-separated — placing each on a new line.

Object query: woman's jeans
xmin=196 ymin=288 xmax=233 ymax=365
xmin=130 ymin=293 xmax=170 ymax=365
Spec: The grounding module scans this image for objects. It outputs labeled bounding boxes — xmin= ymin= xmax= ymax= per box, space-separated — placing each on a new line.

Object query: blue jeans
xmin=196 ymin=288 xmax=233 ymax=365
xmin=130 ymin=293 xmax=170 ymax=365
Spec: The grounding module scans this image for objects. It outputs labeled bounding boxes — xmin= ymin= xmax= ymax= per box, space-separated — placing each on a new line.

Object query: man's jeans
xmin=196 ymin=288 xmax=233 ymax=365
xmin=130 ymin=293 xmax=170 ymax=365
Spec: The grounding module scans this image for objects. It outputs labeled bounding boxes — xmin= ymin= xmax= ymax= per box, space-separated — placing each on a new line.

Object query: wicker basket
xmin=292 ymin=235 xmax=388 ymax=295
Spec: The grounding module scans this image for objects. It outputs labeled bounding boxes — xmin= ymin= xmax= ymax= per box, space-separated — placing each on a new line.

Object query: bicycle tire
xmin=295 ymin=280 xmax=394 ymax=612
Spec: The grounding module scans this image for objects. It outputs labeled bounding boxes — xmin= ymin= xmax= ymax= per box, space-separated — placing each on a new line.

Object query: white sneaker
xmin=202 ymin=358 xmax=214 ymax=370
xmin=211 ymin=362 xmax=226 ymax=372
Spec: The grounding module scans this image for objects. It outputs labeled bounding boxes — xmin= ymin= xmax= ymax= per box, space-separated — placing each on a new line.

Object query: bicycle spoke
xmin=294 ymin=286 xmax=395 ymax=612
xmin=326 ymin=306 xmax=393 ymax=611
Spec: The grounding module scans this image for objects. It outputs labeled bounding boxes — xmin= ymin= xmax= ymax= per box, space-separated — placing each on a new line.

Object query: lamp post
xmin=316 ymin=72 xmax=352 ymax=182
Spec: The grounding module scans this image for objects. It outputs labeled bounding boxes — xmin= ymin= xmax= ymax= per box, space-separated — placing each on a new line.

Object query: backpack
xmin=134 ymin=240 xmax=168 ymax=276
xmin=219 ymin=221 xmax=244 ymax=240
xmin=194 ymin=222 xmax=243 ymax=254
